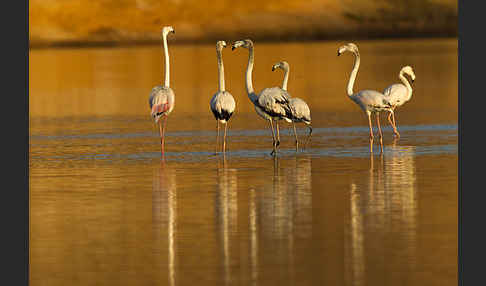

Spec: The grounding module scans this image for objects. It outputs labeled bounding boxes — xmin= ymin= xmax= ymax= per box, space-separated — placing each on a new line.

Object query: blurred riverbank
xmin=29 ymin=0 xmax=457 ymax=49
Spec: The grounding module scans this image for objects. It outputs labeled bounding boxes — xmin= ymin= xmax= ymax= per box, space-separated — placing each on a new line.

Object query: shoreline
xmin=29 ymin=33 xmax=457 ymax=50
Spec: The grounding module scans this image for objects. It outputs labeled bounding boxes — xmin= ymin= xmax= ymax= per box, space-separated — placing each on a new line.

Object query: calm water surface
xmin=29 ymin=38 xmax=457 ymax=286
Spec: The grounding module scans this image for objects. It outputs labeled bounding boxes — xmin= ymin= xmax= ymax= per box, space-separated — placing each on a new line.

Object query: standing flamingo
xmin=271 ymin=61 xmax=312 ymax=151
xmin=210 ymin=41 xmax=236 ymax=154
xmin=231 ymin=39 xmax=292 ymax=156
xmin=337 ymin=43 xmax=393 ymax=153
xmin=149 ymin=26 xmax=176 ymax=156
xmin=383 ymin=66 xmax=416 ymax=138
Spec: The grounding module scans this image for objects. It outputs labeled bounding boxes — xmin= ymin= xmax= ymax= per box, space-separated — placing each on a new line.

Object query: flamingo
xmin=383 ymin=66 xmax=416 ymax=138
xmin=271 ymin=61 xmax=312 ymax=151
xmin=210 ymin=41 xmax=236 ymax=153
xmin=337 ymin=43 xmax=393 ymax=153
xmin=149 ymin=26 xmax=175 ymax=156
xmin=231 ymin=39 xmax=292 ymax=156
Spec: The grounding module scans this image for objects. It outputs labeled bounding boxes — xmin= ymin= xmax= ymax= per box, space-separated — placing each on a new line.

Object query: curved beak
xmin=337 ymin=51 xmax=341 ymax=56
xmin=272 ymin=66 xmax=276 ymax=71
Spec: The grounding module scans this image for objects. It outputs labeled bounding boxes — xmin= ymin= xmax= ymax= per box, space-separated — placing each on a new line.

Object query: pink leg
xmin=160 ymin=116 xmax=167 ymax=156
xmin=376 ymin=113 xmax=384 ymax=153
xmin=388 ymin=111 xmax=400 ymax=138
xmin=391 ymin=112 xmax=400 ymax=138
xmin=158 ymin=121 xmax=163 ymax=153
xmin=387 ymin=112 xmax=395 ymax=135
xmin=367 ymin=112 xmax=374 ymax=153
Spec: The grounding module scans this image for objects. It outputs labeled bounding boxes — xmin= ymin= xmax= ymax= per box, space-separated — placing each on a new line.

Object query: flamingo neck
xmin=281 ymin=66 xmax=289 ymax=91
xmin=347 ymin=51 xmax=360 ymax=96
xmin=245 ymin=46 xmax=257 ymax=101
xmin=217 ymin=48 xmax=225 ymax=92
xmin=163 ymin=33 xmax=170 ymax=87
xmin=399 ymin=71 xmax=413 ymax=99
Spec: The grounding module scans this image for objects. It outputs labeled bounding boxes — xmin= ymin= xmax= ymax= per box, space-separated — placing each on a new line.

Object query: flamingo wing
xmin=383 ymin=83 xmax=408 ymax=107
xmin=257 ymin=87 xmax=292 ymax=119
xmin=149 ymin=86 xmax=175 ymax=122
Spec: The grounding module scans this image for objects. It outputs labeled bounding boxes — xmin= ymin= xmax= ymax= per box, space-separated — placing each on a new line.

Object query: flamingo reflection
xmin=214 ymin=157 xmax=238 ymax=285
xmin=152 ymin=161 xmax=177 ymax=286
xmin=345 ymin=143 xmax=418 ymax=285
xmin=250 ymin=156 xmax=312 ymax=284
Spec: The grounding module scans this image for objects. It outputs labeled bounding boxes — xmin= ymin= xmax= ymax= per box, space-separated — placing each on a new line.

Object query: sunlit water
xmin=29 ymin=38 xmax=457 ymax=286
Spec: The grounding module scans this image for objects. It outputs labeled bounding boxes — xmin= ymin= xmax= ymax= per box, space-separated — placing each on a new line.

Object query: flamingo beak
xmin=337 ymin=51 xmax=341 ymax=56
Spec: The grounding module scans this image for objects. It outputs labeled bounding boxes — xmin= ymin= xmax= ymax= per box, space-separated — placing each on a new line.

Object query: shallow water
xmin=29 ymin=38 xmax=457 ymax=286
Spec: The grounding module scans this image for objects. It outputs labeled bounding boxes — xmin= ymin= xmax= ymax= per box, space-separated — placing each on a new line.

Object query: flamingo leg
xmin=160 ymin=116 xmax=167 ymax=156
xmin=387 ymin=111 xmax=400 ymax=138
xmin=303 ymin=125 xmax=313 ymax=150
xmin=391 ymin=111 xmax=400 ymax=138
xmin=269 ymin=119 xmax=277 ymax=156
xmin=387 ymin=112 xmax=392 ymax=127
xmin=276 ymin=120 xmax=281 ymax=148
xmin=216 ymin=121 xmax=220 ymax=154
xmin=158 ymin=121 xmax=163 ymax=152
xmin=376 ymin=113 xmax=384 ymax=154
xmin=292 ymin=123 xmax=299 ymax=152
xmin=387 ymin=112 xmax=395 ymax=135
xmin=223 ymin=123 xmax=228 ymax=153
xmin=367 ymin=112 xmax=374 ymax=153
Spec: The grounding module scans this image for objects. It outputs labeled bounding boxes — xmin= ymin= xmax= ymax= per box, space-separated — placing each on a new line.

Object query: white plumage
xmin=272 ymin=61 xmax=312 ymax=151
xmin=384 ymin=84 xmax=409 ymax=106
xmin=149 ymin=26 xmax=176 ymax=156
xmin=349 ymin=89 xmax=392 ymax=114
xmin=338 ymin=42 xmax=393 ymax=153
xmin=149 ymin=86 xmax=175 ymax=122
xmin=232 ymin=39 xmax=291 ymax=155
xmin=288 ymin=97 xmax=311 ymax=124
xmin=210 ymin=91 xmax=235 ymax=124
xmin=383 ymin=65 xmax=416 ymax=138
xmin=210 ymin=41 xmax=236 ymax=153
xmin=257 ymin=87 xmax=292 ymax=121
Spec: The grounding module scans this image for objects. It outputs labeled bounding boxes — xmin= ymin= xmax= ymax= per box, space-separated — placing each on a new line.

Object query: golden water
xmin=30 ymin=38 xmax=457 ymax=286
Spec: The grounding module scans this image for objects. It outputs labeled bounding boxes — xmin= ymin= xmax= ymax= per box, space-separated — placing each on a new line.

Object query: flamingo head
xmin=216 ymin=40 xmax=227 ymax=51
xmin=232 ymin=39 xmax=254 ymax=51
xmin=337 ymin=43 xmax=359 ymax=56
xmin=272 ymin=61 xmax=289 ymax=72
xmin=401 ymin=66 xmax=416 ymax=83
xmin=162 ymin=26 xmax=175 ymax=37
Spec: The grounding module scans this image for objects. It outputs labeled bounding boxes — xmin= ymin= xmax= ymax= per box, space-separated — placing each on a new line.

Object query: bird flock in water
xmin=149 ymin=26 xmax=416 ymax=157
